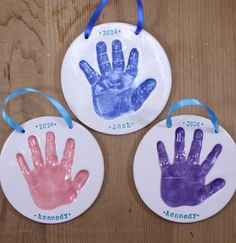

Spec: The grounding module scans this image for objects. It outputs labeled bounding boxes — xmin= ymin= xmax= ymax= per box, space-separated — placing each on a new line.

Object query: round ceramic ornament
xmin=0 ymin=88 xmax=104 ymax=224
xmin=133 ymin=99 xmax=236 ymax=223
xmin=61 ymin=0 xmax=172 ymax=135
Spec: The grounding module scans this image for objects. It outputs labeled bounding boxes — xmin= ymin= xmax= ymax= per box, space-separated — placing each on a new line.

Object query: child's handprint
xmin=156 ymin=127 xmax=225 ymax=207
xmin=79 ymin=40 xmax=157 ymax=119
xmin=16 ymin=132 xmax=89 ymax=210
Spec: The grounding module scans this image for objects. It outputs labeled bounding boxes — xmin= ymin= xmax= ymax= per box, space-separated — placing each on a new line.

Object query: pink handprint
xmin=16 ymin=132 xmax=89 ymax=210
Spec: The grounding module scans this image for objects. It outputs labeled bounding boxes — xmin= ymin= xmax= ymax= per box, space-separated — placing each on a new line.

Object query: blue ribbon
xmin=84 ymin=0 xmax=144 ymax=39
xmin=2 ymin=88 xmax=73 ymax=133
xmin=166 ymin=99 xmax=219 ymax=133
xmin=135 ymin=0 xmax=144 ymax=35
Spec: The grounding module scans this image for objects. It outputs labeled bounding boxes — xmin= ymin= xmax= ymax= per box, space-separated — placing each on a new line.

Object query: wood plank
xmin=0 ymin=0 xmax=235 ymax=242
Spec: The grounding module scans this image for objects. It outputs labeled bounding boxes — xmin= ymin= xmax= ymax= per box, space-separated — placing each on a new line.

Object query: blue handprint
xmin=156 ymin=127 xmax=225 ymax=207
xmin=79 ymin=40 xmax=157 ymax=119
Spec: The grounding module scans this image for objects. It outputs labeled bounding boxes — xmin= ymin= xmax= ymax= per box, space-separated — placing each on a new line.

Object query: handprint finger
xmin=174 ymin=127 xmax=186 ymax=164
xmin=28 ymin=135 xmax=44 ymax=168
xmin=73 ymin=170 xmax=89 ymax=191
xmin=79 ymin=60 xmax=100 ymax=85
xmin=16 ymin=153 xmax=31 ymax=182
xmin=130 ymin=78 xmax=156 ymax=111
xmin=96 ymin=41 xmax=112 ymax=75
xmin=45 ymin=132 xmax=58 ymax=166
xmin=187 ymin=129 xmax=203 ymax=164
xmin=201 ymin=144 xmax=222 ymax=175
xmin=126 ymin=48 xmax=139 ymax=77
xmin=198 ymin=178 xmax=225 ymax=202
xmin=156 ymin=141 xmax=170 ymax=169
xmin=62 ymin=138 xmax=75 ymax=171
xmin=112 ymin=40 xmax=125 ymax=72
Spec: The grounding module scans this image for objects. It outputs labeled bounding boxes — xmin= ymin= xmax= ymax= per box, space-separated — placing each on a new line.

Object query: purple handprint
xmin=79 ymin=40 xmax=157 ymax=119
xmin=156 ymin=127 xmax=225 ymax=207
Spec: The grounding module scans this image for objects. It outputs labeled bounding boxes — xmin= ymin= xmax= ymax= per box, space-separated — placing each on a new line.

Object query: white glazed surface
xmin=61 ymin=22 xmax=172 ymax=135
xmin=134 ymin=115 xmax=236 ymax=223
xmin=0 ymin=116 xmax=104 ymax=224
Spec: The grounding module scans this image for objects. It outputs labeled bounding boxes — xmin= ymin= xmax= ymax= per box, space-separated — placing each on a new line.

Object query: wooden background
xmin=0 ymin=0 xmax=235 ymax=242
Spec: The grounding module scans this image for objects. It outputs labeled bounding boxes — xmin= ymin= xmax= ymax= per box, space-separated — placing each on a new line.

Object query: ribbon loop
xmin=166 ymin=99 xmax=219 ymax=133
xmin=84 ymin=0 xmax=144 ymax=39
xmin=2 ymin=88 xmax=73 ymax=133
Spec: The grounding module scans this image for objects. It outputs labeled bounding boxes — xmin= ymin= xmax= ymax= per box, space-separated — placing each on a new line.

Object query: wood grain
xmin=0 ymin=0 xmax=235 ymax=242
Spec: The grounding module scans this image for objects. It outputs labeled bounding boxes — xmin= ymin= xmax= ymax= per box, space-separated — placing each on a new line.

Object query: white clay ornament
xmin=0 ymin=89 xmax=104 ymax=224
xmin=133 ymin=100 xmax=236 ymax=223
xmin=61 ymin=0 xmax=172 ymax=135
